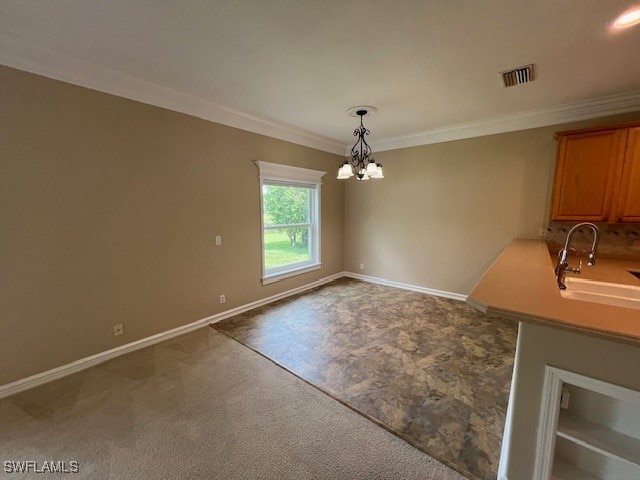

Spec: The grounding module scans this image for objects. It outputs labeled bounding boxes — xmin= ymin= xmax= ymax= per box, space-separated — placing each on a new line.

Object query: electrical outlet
xmin=359 ymin=263 xmax=364 ymax=270
xmin=113 ymin=323 xmax=124 ymax=337
xmin=215 ymin=235 xmax=222 ymax=246
xmin=219 ymin=294 xmax=226 ymax=304
xmin=539 ymin=227 xmax=547 ymax=238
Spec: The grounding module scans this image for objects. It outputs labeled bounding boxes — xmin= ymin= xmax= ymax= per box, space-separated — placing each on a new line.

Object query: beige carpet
xmin=1 ymin=327 xmax=465 ymax=479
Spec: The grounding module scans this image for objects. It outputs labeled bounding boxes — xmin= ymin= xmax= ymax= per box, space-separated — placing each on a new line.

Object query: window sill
xmin=262 ymin=263 xmax=322 ymax=285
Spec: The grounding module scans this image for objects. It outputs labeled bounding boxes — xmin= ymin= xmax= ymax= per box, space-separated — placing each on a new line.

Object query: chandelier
xmin=337 ymin=106 xmax=384 ymax=181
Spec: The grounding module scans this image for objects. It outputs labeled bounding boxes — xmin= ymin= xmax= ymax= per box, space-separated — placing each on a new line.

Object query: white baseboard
xmin=208 ymin=271 xmax=344 ymax=323
xmin=0 ymin=270 xmax=465 ymax=398
xmin=0 ymin=271 xmax=344 ymax=399
xmin=344 ymin=272 xmax=467 ymax=302
xmin=0 ymin=317 xmax=214 ymax=400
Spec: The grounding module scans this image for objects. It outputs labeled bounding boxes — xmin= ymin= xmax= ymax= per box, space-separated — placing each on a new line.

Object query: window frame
xmin=255 ymin=161 xmax=326 ymax=285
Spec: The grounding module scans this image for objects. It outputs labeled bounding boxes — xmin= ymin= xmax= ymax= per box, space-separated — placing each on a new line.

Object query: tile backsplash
xmin=546 ymin=222 xmax=640 ymax=259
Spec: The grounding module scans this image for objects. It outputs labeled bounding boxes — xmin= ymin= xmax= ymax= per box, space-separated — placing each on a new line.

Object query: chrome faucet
xmin=555 ymin=222 xmax=600 ymax=290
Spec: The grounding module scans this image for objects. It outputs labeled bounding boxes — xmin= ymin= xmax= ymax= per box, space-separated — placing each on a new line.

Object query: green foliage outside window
xmin=263 ymin=185 xmax=310 ymax=248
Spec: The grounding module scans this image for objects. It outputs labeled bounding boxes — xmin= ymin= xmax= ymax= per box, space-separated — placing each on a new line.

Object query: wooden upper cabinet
xmin=551 ymin=129 xmax=628 ymax=222
xmin=614 ymin=127 xmax=640 ymax=222
xmin=550 ymin=121 xmax=640 ymax=223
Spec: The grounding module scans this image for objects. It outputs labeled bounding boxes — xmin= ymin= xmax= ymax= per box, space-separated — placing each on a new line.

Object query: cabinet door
xmin=614 ymin=127 xmax=640 ymax=222
xmin=551 ymin=129 xmax=628 ymax=221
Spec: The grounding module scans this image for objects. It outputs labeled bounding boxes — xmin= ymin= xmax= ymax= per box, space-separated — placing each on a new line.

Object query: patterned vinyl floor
xmin=215 ymin=278 xmax=517 ymax=480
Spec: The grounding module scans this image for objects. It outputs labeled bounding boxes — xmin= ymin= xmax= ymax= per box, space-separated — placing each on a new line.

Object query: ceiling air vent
xmin=501 ymin=64 xmax=534 ymax=87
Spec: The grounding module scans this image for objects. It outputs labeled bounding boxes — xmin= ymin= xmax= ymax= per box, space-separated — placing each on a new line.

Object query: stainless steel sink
xmin=560 ymin=277 xmax=640 ymax=310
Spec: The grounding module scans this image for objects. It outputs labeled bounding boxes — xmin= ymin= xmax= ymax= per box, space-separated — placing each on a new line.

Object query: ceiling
xmin=1 ymin=0 xmax=640 ymax=155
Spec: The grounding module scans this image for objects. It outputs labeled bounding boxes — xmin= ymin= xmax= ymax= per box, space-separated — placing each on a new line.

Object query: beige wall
xmin=2 ymin=62 xmax=640 ymax=387
xmin=0 ymin=66 xmax=344 ymax=385
xmin=344 ymin=112 xmax=640 ymax=295
xmin=504 ymin=322 xmax=640 ymax=478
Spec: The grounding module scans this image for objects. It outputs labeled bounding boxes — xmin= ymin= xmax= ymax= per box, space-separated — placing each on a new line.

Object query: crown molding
xmin=0 ymin=31 xmax=346 ymax=156
xmin=3 ymin=32 xmax=639 ymax=157
xmin=370 ymin=89 xmax=640 ymax=153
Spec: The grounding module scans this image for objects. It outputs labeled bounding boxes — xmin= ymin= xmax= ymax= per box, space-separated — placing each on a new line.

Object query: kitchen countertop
xmin=467 ymin=239 xmax=640 ymax=344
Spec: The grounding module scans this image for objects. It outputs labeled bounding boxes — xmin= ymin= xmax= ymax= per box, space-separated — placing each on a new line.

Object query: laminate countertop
xmin=467 ymin=239 xmax=640 ymax=344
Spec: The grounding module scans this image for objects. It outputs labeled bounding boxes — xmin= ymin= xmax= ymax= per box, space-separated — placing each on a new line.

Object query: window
xmin=255 ymin=161 xmax=325 ymax=284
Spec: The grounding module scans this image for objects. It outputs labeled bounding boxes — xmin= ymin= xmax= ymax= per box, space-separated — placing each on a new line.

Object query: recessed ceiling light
xmin=613 ymin=8 xmax=640 ymax=29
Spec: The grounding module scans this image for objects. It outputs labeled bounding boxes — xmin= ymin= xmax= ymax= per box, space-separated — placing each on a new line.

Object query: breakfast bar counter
xmin=467 ymin=239 xmax=640 ymax=344
xmin=467 ymin=239 xmax=640 ymax=479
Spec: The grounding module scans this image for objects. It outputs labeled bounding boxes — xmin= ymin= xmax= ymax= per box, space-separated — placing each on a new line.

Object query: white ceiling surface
xmin=1 ymin=1 xmax=640 ymax=155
